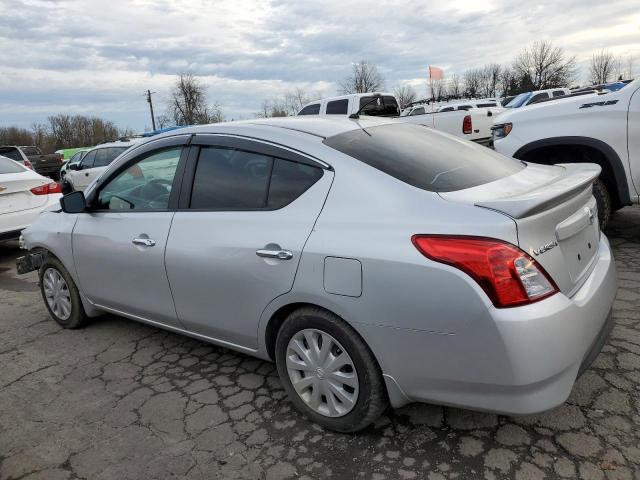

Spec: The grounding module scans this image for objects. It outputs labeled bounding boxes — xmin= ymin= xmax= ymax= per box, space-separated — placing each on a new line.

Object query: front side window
xmin=411 ymin=107 xmax=426 ymax=115
xmin=298 ymin=104 xmax=320 ymax=115
xmin=96 ymin=147 xmax=182 ymax=210
xmin=326 ymin=99 xmax=349 ymax=115
xmin=528 ymin=93 xmax=549 ymax=105
xmin=324 ymin=123 xmax=524 ymax=192
xmin=81 ymin=150 xmax=97 ymax=169
xmin=552 ymin=90 xmax=566 ymax=97
xmin=190 ymin=146 xmax=323 ymax=210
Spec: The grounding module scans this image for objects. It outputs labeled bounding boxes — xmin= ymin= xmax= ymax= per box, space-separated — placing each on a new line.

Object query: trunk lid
xmin=439 ymin=162 xmax=602 ymax=295
xmin=0 ymin=172 xmax=49 ymax=214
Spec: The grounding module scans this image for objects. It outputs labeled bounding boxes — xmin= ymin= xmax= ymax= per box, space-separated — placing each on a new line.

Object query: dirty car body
xmin=18 ymin=117 xmax=617 ymax=431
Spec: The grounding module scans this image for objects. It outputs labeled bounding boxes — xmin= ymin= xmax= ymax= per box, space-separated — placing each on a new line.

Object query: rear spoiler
xmin=475 ymin=163 xmax=601 ymax=219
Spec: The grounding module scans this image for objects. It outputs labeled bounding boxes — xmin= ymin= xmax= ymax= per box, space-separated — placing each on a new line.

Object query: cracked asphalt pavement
xmin=1 ymin=208 xmax=639 ymax=480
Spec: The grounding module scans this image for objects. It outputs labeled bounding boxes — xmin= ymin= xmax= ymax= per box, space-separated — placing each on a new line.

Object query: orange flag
xmin=429 ymin=66 xmax=444 ymax=81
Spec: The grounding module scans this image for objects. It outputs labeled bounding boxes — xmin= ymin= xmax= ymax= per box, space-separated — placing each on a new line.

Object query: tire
xmin=275 ymin=306 xmax=388 ymax=432
xmin=593 ymin=179 xmax=611 ymax=230
xmin=39 ymin=256 xmax=88 ymax=329
xmin=60 ymin=179 xmax=73 ymax=195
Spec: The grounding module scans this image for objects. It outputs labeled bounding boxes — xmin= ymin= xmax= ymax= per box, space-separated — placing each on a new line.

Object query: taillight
xmin=462 ymin=115 xmax=472 ymax=134
xmin=412 ymin=235 xmax=558 ymax=308
xmin=23 ymin=159 xmax=34 ymax=170
xmin=30 ymin=182 xmax=62 ymax=195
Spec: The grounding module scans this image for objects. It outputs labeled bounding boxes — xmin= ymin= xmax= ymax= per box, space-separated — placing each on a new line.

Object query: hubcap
xmin=286 ymin=329 xmax=359 ymax=417
xmin=42 ymin=268 xmax=72 ymax=321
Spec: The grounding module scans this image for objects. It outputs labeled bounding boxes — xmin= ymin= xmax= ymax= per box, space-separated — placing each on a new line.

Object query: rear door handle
xmin=256 ymin=248 xmax=293 ymax=260
xmin=132 ymin=237 xmax=156 ymax=247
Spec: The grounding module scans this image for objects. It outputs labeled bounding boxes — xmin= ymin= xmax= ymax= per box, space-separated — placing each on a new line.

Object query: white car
xmin=492 ymin=79 xmax=640 ymax=228
xmin=65 ymin=139 xmax=140 ymax=192
xmin=0 ymin=155 xmax=62 ymax=240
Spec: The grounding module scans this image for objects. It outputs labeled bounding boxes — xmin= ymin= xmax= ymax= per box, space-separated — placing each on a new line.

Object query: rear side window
xmin=552 ymin=90 xmax=566 ymax=97
xmin=268 ymin=159 xmax=323 ymax=209
xmin=476 ymin=103 xmax=497 ymax=107
xmin=190 ymin=146 xmax=323 ymax=210
xmin=528 ymin=93 xmax=549 ymax=105
xmin=298 ymin=104 xmax=320 ymax=115
xmin=323 ymin=124 xmax=524 ymax=192
xmin=94 ymin=147 xmax=128 ymax=167
xmin=326 ymin=99 xmax=349 ymax=115
xmin=0 ymin=156 xmax=26 ymax=174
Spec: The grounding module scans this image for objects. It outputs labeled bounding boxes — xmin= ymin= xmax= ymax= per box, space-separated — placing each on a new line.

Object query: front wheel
xmin=275 ymin=307 xmax=388 ymax=432
xmin=39 ymin=256 xmax=88 ymax=329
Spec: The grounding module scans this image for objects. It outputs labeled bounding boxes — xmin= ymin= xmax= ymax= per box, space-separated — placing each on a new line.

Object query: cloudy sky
xmin=1 ymin=0 xmax=638 ymax=131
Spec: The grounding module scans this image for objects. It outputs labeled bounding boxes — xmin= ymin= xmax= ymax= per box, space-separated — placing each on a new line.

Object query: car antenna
xmin=349 ymin=94 xmax=382 ymax=119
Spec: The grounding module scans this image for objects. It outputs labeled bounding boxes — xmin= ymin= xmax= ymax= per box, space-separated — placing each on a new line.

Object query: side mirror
xmin=69 ymin=163 xmax=81 ymax=171
xmin=60 ymin=191 xmax=86 ymax=214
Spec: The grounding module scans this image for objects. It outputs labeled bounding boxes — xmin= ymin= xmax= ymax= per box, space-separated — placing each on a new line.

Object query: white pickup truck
xmin=297 ymin=93 xmax=501 ymax=146
xmin=493 ymin=79 xmax=640 ymax=228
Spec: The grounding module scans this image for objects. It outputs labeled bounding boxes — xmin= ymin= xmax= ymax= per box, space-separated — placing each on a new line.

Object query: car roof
xmin=158 ymin=117 xmax=399 ymax=140
xmin=88 ymin=138 xmax=142 ymax=150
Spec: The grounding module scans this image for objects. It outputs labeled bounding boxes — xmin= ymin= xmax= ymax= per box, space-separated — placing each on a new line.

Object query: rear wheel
xmin=593 ymin=179 xmax=611 ymax=230
xmin=39 ymin=256 xmax=88 ymax=329
xmin=275 ymin=306 xmax=388 ymax=432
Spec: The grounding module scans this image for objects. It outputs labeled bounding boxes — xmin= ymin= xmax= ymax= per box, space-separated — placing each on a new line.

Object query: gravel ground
xmin=0 ymin=207 xmax=639 ymax=480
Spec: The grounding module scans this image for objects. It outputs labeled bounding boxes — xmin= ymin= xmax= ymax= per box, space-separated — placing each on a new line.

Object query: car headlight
xmin=491 ymin=123 xmax=513 ymax=140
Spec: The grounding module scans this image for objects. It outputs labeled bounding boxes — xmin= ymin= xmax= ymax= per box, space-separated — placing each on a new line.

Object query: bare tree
xmin=155 ymin=114 xmax=171 ymax=129
xmin=394 ymin=84 xmax=417 ymax=108
xmin=170 ymin=74 xmax=224 ymax=125
xmin=447 ymin=74 xmax=462 ymax=98
xmin=614 ymin=53 xmax=635 ymax=81
xmin=513 ymin=40 xmax=576 ymax=89
xmin=499 ymin=68 xmax=519 ymax=97
xmin=257 ymin=99 xmax=288 ymax=118
xmin=477 ymin=64 xmax=501 ymax=97
xmin=340 ymin=60 xmax=384 ymax=94
xmin=463 ymin=69 xmax=481 ymax=97
xmin=589 ymin=50 xmax=615 ymax=84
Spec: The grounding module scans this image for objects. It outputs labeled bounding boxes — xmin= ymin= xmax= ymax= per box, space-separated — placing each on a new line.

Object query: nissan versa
xmin=17 ymin=117 xmax=617 ymax=432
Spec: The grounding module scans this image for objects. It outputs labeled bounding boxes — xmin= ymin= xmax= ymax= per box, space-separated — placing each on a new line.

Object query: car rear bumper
xmin=358 ymin=235 xmax=617 ymax=413
xmin=0 ymin=196 xmax=62 ymax=238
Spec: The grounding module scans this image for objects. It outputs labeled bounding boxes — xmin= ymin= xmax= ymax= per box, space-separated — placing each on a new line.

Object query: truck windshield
xmin=324 ymin=123 xmax=524 ymax=192
xmin=505 ymin=92 xmax=532 ymax=108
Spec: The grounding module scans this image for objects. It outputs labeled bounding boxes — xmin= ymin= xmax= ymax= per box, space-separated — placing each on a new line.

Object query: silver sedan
xmin=18 ymin=117 xmax=617 ymax=432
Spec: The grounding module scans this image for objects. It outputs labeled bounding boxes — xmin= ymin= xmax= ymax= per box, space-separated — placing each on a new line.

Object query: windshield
xmin=323 ymin=123 xmax=524 ymax=192
xmin=505 ymin=92 xmax=532 ymax=108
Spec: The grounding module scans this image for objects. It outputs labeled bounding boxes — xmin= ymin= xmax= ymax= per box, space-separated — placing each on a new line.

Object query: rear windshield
xmin=21 ymin=146 xmax=41 ymax=156
xmin=359 ymin=96 xmax=400 ymax=117
xmin=0 ymin=147 xmax=22 ymax=162
xmin=0 ymin=156 xmax=26 ymax=174
xmin=323 ymin=123 xmax=525 ymax=192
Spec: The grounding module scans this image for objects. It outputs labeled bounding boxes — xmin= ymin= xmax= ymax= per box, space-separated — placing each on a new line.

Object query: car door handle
xmin=132 ymin=237 xmax=156 ymax=247
xmin=256 ymin=248 xmax=293 ymax=260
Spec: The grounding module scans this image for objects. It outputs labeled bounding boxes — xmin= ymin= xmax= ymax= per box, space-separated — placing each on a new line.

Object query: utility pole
xmin=146 ymin=89 xmax=157 ymax=131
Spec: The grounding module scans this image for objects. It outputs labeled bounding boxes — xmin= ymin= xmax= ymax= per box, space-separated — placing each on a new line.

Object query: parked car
xmin=63 ymin=139 xmax=140 ymax=192
xmin=492 ymin=79 xmax=640 ymax=228
xmin=18 ymin=117 xmax=616 ymax=432
xmin=0 ymin=155 xmax=62 ymax=241
xmin=433 ymin=98 xmax=503 ymax=112
xmin=504 ymin=88 xmax=571 ymax=108
xmin=60 ymin=149 xmax=90 ymax=180
xmin=300 ymin=93 xmax=500 ymax=146
xmin=0 ymin=146 xmax=63 ymax=180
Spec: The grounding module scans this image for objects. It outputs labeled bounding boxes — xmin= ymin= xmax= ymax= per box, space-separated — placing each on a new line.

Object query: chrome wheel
xmin=286 ymin=329 xmax=359 ymax=417
xmin=42 ymin=268 xmax=72 ymax=320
